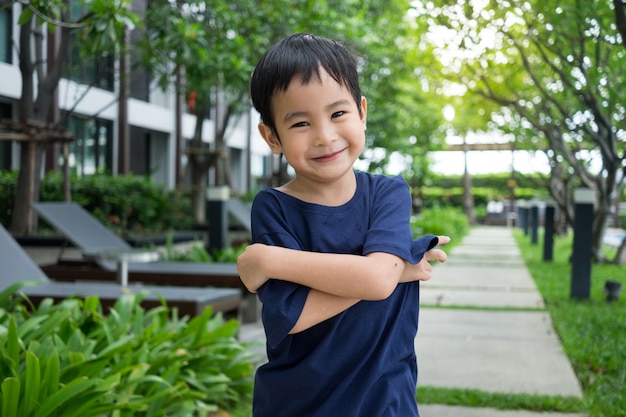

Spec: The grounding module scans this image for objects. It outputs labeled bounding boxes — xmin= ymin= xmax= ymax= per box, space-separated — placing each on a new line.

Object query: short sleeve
xmin=362 ymin=175 xmax=438 ymax=264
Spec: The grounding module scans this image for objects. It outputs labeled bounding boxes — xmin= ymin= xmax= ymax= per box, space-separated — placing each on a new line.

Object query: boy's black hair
xmin=250 ymin=33 xmax=362 ymax=136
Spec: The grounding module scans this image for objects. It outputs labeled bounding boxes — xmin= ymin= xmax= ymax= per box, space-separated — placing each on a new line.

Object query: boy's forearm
xmin=289 ymin=289 xmax=360 ymax=334
xmin=260 ymin=245 xmax=402 ymax=300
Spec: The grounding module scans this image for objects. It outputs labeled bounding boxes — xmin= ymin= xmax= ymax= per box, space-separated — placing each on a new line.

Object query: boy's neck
xmin=277 ymin=171 xmax=357 ymax=207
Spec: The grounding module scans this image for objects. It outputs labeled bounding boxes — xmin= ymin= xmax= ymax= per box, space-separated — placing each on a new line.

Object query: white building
xmin=0 ymin=3 xmax=272 ymax=195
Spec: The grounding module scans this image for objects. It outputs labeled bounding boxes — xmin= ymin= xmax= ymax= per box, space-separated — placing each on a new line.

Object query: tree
xmin=142 ymin=0 xmax=274 ymax=223
xmin=413 ymin=0 xmax=626 ymax=262
xmin=4 ymin=0 xmax=138 ymax=234
xmin=141 ymin=0 xmax=446 ymax=223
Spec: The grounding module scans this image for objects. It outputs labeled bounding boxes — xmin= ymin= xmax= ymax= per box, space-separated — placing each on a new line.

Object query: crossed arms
xmin=237 ymin=237 xmax=450 ymax=333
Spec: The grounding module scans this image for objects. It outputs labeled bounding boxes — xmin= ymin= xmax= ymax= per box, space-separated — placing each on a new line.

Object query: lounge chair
xmin=0 ymin=223 xmax=241 ymax=317
xmin=32 ymin=202 xmax=244 ymax=289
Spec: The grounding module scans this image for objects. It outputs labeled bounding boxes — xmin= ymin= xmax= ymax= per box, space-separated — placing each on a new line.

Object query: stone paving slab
xmin=426 ymin=265 xmax=540 ymax=290
xmin=448 ymin=246 xmax=522 ymax=258
xmin=420 ymin=288 xmax=545 ymax=309
xmin=421 ymin=263 xmax=545 ymax=308
xmin=415 ymin=309 xmax=582 ymax=398
xmin=444 ymin=257 xmax=526 ymax=267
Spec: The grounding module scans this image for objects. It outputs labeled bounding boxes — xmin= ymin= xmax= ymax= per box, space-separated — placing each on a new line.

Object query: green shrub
xmin=412 ymin=207 xmax=469 ymax=241
xmin=426 ymin=172 xmax=548 ymax=192
xmin=418 ymin=186 xmax=541 ymax=209
xmin=211 ymin=244 xmax=248 ymax=263
xmin=160 ymin=235 xmax=247 ymax=263
xmin=0 ymin=284 xmax=254 ymax=416
xmin=0 ymin=171 xmax=194 ymax=234
xmin=0 ymin=171 xmax=17 ymax=226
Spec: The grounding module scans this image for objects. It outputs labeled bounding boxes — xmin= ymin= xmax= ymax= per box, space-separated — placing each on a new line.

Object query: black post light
xmin=570 ymin=188 xmax=594 ymax=300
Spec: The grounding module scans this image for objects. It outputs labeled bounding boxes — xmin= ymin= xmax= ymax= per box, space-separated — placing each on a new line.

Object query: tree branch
xmin=613 ymin=0 xmax=626 ymax=50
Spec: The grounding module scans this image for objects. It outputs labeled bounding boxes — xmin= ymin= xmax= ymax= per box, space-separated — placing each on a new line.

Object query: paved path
xmin=417 ymin=226 xmax=584 ymax=416
xmin=239 ymin=226 xmax=586 ymax=416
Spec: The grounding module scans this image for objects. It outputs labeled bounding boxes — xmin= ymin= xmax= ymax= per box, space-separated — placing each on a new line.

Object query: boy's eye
xmin=332 ymin=111 xmax=345 ymax=118
xmin=291 ymin=121 xmax=309 ymax=128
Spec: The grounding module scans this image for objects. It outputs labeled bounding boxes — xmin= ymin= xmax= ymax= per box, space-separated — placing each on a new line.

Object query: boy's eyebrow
xmin=283 ymin=99 xmax=353 ymax=123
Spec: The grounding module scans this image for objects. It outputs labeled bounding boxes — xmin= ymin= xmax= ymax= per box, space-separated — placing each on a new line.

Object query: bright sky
xmin=429 ymin=149 xmax=551 ymax=175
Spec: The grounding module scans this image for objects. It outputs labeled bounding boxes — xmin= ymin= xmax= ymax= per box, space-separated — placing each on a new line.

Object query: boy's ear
xmin=360 ymin=96 xmax=367 ymax=130
xmin=258 ymin=123 xmax=283 ymax=155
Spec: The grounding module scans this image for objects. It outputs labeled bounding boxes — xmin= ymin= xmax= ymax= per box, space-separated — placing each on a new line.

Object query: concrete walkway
xmin=239 ymin=226 xmax=586 ymax=416
xmin=417 ymin=226 xmax=584 ymax=416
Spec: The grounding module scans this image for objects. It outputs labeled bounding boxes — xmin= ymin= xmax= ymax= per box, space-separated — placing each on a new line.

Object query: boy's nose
xmin=314 ymin=123 xmax=336 ymax=146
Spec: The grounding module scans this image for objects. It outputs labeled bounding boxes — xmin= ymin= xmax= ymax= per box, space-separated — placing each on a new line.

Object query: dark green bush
xmin=0 ymin=171 xmax=194 ymax=234
xmin=427 ymin=172 xmax=547 ymax=191
xmin=412 ymin=207 xmax=469 ymax=241
xmin=418 ymin=186 xmax=541 ymax=209
xmin=0 ymin=170 xmax=17 ymax=226
xmin=161 ymin=236 xmax=247 ymax=263
xmin=0 ymin=283 xmax=254 ymax=417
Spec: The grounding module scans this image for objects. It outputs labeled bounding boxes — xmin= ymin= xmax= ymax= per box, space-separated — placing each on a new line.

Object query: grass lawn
xmin=514 ymin=229 xmax=626 ymax=417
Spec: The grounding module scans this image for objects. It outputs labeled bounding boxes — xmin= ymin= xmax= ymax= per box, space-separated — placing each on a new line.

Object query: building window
xmin=64 ymin=116 xmax=112 ymax=176
xmin=63 ymin=45 xmax=115 ymax=91
xmin=130 ymin=0 xmax=149 ymax=101
xmin=61 ymin=1 xmax=114 ymax=90
xmin=0 ymin=7 xmax=11 ymax=64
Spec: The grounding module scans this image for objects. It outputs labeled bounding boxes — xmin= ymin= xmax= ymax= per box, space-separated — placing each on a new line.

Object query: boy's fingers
xmin=437 ymin=235 xmax=451 ymax=245
xmin=424 ymin=248 xmax=447 ymax=263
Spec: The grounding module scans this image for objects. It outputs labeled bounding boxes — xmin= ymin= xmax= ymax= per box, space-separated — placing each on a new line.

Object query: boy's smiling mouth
xmin=311 ymin=149 xmax=345 ymax=162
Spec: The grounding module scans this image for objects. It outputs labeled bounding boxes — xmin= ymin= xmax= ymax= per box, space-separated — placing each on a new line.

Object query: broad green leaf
xmin=6 ymin=316 xmax=19 ymax=369
xmin=0 ymin=283 xmax=28 ymax=308
xmin=1 ymin=377 xmax=20 ymax=417
xmin=33 ymin=377 xmax=98 ymax=417
xmin=17 ymin=8 xmax=34 ymax=26
xmin=40 ymin=350 xmax=60 ymax=400
xmin=20 ymin=351 xmax=41 ymax=416
xmin=96 ymin=335 xmax=136 ymax=357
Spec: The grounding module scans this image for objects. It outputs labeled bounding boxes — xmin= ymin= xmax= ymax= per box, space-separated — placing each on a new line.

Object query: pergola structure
xmin=441 ymin=141 xmax=519 ymax=225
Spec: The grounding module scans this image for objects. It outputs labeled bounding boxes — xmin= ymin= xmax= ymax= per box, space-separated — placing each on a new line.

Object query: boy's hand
xmin=237 ymin=243 xmax=270 ymax=293
xmin=400 ymin=235 xmax=450 ymax=283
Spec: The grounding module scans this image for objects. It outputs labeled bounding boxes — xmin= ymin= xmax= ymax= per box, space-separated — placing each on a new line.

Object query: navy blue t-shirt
xmin=250 ymin=171 xmax=438 ymax=417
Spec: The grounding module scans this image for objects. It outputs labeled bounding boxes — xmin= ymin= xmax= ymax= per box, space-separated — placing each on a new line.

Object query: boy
xmin=237 ymin=33 xmax=449 ymax=417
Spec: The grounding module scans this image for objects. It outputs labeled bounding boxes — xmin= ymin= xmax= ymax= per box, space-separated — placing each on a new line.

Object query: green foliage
xmin=161 ymin=236 xmax=247 ymax=264
xmin=0 ymin=287 xmax=254 ymax=416
xmin=211 ymin=244 xmax=248 ymax=263
xmin=418 ymin=172 xmax=549 ymax=209
xmin=0 ymin=171 xmax=194 ymax=234
xmin=162 ymin=239 xmax=214 ymax=263
xmin=428 ymin=172 xmax=546 ymax=191
xmin=417 ymin=386 xmax=584 ymax=413
xmin=412 ymin=207 xmax=469 ymax=241
xmin=420 ymin=186 xmax=538 ymax=209
xmin=514 ymin=230 xmax=626 ymax=417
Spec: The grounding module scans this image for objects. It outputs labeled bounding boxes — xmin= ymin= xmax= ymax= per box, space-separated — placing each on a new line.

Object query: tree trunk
xmin=460 ymin=139 xmax=474 ymax=223
xmin=118 ymin=27 xmax=131 ymax=174
xmin=11 ymin=9 xmax=72 ymax=234
xmin=190 ymin=111 xmax=207 ymax=224
xmin=191 ymin=167 xmax=208 ymax=224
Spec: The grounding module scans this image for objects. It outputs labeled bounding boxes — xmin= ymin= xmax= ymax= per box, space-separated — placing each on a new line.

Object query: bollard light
xmin=604 ymin=280 xmax=622 ymax=302
xmin=570 ymin=187 xmax=594 ymax=300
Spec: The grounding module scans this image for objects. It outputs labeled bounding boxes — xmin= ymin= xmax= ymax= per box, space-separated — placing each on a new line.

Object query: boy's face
xmin=258 ymin=69 xmax=367 ymax=187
